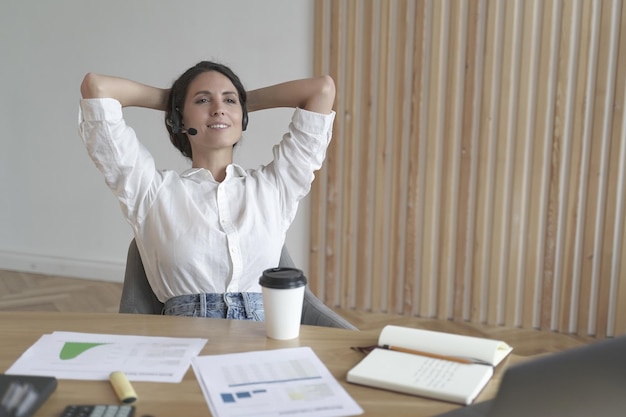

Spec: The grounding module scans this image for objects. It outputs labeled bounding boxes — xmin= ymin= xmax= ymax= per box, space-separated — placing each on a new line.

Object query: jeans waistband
xmin=163 ymin=292 xmax=264 ymax=320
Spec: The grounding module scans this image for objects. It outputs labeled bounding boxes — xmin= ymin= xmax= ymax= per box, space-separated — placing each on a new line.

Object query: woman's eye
xmin=196 ymin=98 xmax=209 ymax=104
xmin=226 ymin=98 xmax=236 ymax=104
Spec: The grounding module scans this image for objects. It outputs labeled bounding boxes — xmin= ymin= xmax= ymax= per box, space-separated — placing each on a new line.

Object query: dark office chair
xmin=119 ymin=239 xmax=358 ymax=330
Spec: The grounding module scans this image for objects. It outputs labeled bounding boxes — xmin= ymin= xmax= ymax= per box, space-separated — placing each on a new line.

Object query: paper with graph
xmin=5 ymin=331 xmax=207 ymax=382
xmin=191 ymin=347 xmax=363 ymax=417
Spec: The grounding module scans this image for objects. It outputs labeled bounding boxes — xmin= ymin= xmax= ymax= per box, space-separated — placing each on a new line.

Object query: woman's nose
xmin=211 ymin=103 xmax=225 ymax=116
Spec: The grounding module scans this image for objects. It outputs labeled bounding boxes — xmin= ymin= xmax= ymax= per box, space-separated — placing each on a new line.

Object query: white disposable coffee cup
xmin=259 ymin=267 xmax=307 ymax=340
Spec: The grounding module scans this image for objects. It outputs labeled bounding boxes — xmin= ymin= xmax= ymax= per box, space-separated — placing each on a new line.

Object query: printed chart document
xmin=5 ymin=331 xmax=207 ymax=383
xmin=346 ymin=325 xmax=513 ymax=405
xmin=192 ymin=347 xmax=363 ymax=417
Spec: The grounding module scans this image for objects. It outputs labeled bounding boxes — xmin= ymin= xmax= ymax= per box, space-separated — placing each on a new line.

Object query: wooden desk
xmin=0 ymin=311 xmax=514 ymax=417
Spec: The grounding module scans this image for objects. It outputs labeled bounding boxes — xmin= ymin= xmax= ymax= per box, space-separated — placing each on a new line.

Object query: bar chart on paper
xmin=5 ymin=331 xmax=207 ymax=382
xmin=192 ymin=347 xmax=363 ymax=417
xmin=219 ymin=358 xmax=324 ymax=404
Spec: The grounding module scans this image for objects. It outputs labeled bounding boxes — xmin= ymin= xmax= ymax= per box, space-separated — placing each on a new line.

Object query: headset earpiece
xmin=166 ymin=101 xmax=184 ymax=134
xmin=242 ymin=103 xmax=248 ymax=131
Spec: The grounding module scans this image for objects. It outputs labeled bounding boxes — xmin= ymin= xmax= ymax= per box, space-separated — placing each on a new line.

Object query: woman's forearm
xmin=247 ymin=75 xmax=335 ymax=115
xmin=80 ymin=72 xmax=169 ymax=110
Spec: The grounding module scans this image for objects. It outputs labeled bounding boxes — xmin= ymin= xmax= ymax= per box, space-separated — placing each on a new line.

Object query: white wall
xmin=0 ymin=0 xmax=315 ymax=281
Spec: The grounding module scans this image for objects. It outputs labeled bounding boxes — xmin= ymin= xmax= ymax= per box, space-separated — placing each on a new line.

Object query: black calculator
xmin=59 ymin=404 xmax=135 ymax=417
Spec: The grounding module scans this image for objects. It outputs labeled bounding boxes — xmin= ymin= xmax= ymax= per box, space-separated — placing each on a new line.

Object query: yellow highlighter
xmin=109 ymin=371 xmax=137 ymax=404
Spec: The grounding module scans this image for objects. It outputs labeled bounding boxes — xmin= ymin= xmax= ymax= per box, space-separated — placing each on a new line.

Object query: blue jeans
xmin=162 ymin=292 xmax=264 ymax=321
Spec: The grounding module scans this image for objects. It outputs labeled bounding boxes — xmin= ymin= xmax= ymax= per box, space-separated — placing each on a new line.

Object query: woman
xmin=79 ymin=61 xmax=336 ymax=320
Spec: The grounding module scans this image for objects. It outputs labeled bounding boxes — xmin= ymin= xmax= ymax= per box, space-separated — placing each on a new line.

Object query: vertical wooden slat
xmin=577 ymin=0 xmax=611 ymax=336
xmin=473 ymin=0 xmax=493 ymax=324
xmin=442 ymin=0 xmax=468 ymax=321
xmin=530 ymin=0 xmax=562 ymax=330
xmin=492 ymin=0 xmax=512 ymax=325
xmin=559 ymin=0 xmax=590 ymax=333
xmin=617 ymin=127 xmax=626 ymax=333
xmin=440 ymin=0 xmax=467 ymax=320
xmin=438 ymin=0 xmax=453 ymax=319
xmin=613 ymin=102 xmax=626 ymax=335
xmin=468 ymin=0 xmax=488 ymax=324
xmin=419 ymin=0 xmax=437 ymax=317
xmin=355 ymin=0 xmax=376 ymax=311
xmin=500 ymin=0 xmax=523 ymax=327
xmin=455 ymin=0 xmax=479 ymax=321
xmin=580 ymin=0 xmax=603 ymax=335
xmin=371 ymin=0 xmax=391 ymax=313
xmin=509 ymin=1 xmax=539 ymax=327
xmin=611 ymin=1 xmax=626 ymax=336
xmin=340 ymin=0 xmax=359 ymax=309
xmin=593 ymin=0 xmax=622 ymax=337
xmin=432 ymin=0 xmax=449 ymax=320
xmin=310 ymin=0 xmax=329 ymax=298
xmin=323 ymin=0 xmax=342 ymax=307
xmin=515 ymin=0 xmax=542 ymax=328
xmin=550 ymin=0 xmax=580 ymax=333
xmin=405 ymin=0 xmax=427 ymax=316
xmin=414 ymin=0 xmax=432 ymax=317
xmin=387 ymin=0 xmax=410 ymax=314
xmin=482 ymin=0 xmax=505 ymax=326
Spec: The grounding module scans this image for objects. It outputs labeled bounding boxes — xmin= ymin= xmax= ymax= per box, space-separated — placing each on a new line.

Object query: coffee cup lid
xmin=259 ymin=267 xmax=307 ymax=289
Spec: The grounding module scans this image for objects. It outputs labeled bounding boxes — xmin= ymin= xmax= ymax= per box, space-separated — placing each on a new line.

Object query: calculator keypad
xmin=60 ymin=404 xmax=135 ymax=417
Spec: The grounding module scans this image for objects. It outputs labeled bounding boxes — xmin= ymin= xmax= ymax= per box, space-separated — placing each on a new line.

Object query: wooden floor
xmin=0 ymin=270 xmax=123 ymax=313
xmin=0 ymin=269 xmax=598 ymax=357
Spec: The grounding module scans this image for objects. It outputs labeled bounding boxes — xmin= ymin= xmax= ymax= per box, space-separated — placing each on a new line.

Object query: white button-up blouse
xmin=79 ymin=98 xmax=335 ymax=302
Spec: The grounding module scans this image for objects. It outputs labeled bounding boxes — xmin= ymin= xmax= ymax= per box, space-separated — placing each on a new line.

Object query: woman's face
xmin=182 ymin=70 xmax=244 ymax=153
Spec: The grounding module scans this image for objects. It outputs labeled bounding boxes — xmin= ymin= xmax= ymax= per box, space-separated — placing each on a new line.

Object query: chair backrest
xmin=119 ymin=239 xmax=357 ymax=330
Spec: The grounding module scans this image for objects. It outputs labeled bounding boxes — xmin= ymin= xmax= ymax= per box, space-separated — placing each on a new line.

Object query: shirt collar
xmin=181 ymin=164 xmax=247 ymax=181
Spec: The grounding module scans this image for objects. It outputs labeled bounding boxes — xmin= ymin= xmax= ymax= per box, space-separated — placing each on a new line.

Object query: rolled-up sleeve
xmin=264 ymin=108 xmax=336 ymax=226
xmin=78 ymin=98 xmax=159 ymax=225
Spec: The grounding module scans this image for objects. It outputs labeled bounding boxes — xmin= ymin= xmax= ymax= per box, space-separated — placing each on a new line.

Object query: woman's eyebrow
xmin=192 ymin=90 xmax=237 ymax=97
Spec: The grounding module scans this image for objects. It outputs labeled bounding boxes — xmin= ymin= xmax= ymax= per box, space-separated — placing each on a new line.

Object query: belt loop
xmin=242 ymin=293 xmax=253 ymax=319
xmin=200 ymin=293 xmax=207 ymax=317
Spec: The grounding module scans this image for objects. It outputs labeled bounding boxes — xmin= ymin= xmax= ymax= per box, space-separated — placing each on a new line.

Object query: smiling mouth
xmin=208 ymin=123 xmax=229 ymax=129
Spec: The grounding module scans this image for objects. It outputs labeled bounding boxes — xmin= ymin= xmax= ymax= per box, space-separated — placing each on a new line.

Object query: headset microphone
xmin=167 ymin=97 xmax=198 ymax=136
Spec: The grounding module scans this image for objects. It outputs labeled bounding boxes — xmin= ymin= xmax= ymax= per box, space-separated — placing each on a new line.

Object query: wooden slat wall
xmin=311 ymin=0 xmax=626 ymax=338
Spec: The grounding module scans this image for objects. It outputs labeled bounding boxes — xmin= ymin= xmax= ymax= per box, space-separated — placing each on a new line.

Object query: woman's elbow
xmin=319 ymin=74 xmax=336 ymax=107
xmin=80 ymin=72 xmax=104 ymax=99
xmin=307 ymin=75 xmax=336 ymax=114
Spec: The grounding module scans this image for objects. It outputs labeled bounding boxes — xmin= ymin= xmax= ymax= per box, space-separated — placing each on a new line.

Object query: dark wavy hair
xmin=165 ymin=61 xmax=248 ymax=159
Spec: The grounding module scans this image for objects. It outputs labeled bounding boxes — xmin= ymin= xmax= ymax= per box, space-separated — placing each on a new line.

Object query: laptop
xmin=435 ymin=334 xmax=626 ymax=417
